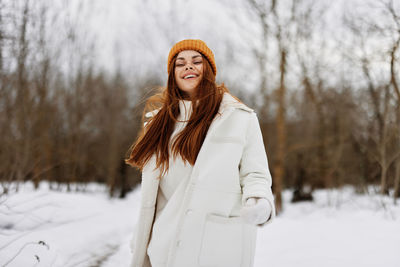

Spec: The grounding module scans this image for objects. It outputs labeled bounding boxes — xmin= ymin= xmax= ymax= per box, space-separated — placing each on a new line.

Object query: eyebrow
xmin=176 ymin=55 xmax=202 ymax=61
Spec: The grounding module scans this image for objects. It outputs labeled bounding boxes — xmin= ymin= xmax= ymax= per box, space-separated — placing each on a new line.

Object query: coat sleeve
xmin=239 ymin=112 xmax=276 ymax=225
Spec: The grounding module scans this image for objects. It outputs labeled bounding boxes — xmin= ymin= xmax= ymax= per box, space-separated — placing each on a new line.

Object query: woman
xmin=125 ymin=39 xmax=275 ymax=267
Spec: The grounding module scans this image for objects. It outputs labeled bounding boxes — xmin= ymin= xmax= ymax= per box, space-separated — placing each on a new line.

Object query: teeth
xmin=184 ymin=74 xmax=196 ymax=79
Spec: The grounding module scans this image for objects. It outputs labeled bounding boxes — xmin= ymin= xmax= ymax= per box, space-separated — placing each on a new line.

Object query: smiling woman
xmin=174 ymin=51 xmax=204 ymax=96
xmin=125 ymin=39 xmax=275 ymax=267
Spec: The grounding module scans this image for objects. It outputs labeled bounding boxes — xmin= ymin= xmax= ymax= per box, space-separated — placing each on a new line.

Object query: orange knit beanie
xmin=167 ymin=39 xmax=217 ymax=75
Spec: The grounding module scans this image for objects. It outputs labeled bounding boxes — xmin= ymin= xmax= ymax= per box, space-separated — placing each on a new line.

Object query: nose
xmin=185 ymin=64 xmax=193 ymax=70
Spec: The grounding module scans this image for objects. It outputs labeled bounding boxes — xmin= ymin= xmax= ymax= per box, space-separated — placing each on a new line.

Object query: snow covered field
xmin=1 ymin=182 xmax=399 ymax=267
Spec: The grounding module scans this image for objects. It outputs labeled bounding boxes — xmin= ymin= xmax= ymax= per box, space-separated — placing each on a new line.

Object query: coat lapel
xmin=189 ymin=93 xmax=253 ymax=176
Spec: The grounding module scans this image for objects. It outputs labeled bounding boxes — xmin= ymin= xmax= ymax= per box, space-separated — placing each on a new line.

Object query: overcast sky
xmin=75 ymin=0 xmax=390 ymax=82
xmin=6 ymin=0 xmax=398 ymax=95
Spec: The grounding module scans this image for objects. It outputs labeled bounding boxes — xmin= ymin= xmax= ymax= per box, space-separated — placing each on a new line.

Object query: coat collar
xmin=218 ymin=92 xmax=254 ymax=114
xmin=144 ymin=92 xmax=253 ymax=118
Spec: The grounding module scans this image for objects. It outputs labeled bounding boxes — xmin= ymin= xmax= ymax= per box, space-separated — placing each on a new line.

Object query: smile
xmin=184 ymin=74 xmax=197 ymax=79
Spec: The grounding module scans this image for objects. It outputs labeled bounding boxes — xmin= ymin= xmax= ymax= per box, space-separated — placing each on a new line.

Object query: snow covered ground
xmin=1 ymin=182 xmax=399 ymax=267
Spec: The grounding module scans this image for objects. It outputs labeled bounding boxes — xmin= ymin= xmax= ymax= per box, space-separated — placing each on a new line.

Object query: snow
xmin=0 ymin=183 xmax=140 ymax=267
xmin=1 ymin=183 xmax=399 ymax=267
xmin=255 ymin=190 xmax=400 ymax=267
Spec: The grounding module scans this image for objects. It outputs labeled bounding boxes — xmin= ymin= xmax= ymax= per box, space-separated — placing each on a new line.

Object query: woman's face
xmin=174 ymin=50 xmax=204 ymax=97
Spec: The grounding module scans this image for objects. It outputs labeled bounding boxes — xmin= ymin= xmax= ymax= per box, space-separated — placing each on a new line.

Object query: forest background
xmin=1 ymin=0 xmax=400 ymax=214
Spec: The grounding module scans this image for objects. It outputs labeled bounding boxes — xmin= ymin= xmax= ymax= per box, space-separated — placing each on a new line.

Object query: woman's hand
xmin=240 ymin=197 xmax=272 ymax=225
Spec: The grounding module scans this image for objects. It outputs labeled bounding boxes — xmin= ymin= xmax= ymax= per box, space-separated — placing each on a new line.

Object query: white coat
xmin=130 ymin=92 xmax=275 ymax=267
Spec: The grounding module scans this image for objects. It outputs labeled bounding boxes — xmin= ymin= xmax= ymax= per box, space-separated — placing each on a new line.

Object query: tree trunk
xmin=394 ymin=160 xmax=400 ymax=204
xmin=273 ymin=49 xmax=287 ymax=214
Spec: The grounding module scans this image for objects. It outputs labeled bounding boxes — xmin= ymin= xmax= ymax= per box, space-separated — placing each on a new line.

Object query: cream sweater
xmin=147 ymin=100 xmax=194 ymax=267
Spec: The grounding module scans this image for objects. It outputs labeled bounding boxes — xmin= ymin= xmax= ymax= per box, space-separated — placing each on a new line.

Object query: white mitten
xmin=240 ymin=197 xmax=272 ymax=225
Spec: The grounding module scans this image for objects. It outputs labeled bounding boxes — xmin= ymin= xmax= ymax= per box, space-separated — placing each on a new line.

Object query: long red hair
xmin=125 ymin=54 xmax=228 ymax=177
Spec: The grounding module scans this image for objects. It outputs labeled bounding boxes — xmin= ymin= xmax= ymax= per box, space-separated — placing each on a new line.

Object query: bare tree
xmin=383 ymin=0 xmax=400 ymax=202
xmin=242 ymin=0 xmax=300 ymax=213
xmin=344 ymin=0 xmax=400 ymax=195
xmin=13 ymin=0 xmax=32 ymax=189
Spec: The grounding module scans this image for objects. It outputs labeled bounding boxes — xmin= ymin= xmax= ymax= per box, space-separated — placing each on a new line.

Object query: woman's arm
xmin=239 ymin=112 xmax=276 ymax=225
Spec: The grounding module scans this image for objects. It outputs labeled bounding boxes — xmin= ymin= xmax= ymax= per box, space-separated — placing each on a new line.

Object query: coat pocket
xmin=198 ymin=213 xmax=243 ymax=267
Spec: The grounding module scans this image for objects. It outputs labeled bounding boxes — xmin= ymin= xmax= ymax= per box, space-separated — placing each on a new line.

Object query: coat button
xmin=176 ymin=240 xmax=181 ymax=247
xmin=185 ymin=209 xmax=193 ymax=215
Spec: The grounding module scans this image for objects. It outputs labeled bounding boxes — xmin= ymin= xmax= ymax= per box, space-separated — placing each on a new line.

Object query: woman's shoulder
xmin=142 ymin=90 xmax=165 ymax=119
xmin=145 ymin=108 xmax=161 ymax=118
xmin=221 ymin=92 xmax=254 ymax=114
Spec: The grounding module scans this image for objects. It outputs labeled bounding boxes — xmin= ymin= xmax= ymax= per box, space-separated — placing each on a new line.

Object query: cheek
xmin=198 ymin=64 xmax=204 ymax=74
xmin=175 ymin=70 xmax=183 ymax=83
xmin=174 ymin=72 xmax=185 ymax=89
xmin=198 ymin=66 xmax=204 ymax=80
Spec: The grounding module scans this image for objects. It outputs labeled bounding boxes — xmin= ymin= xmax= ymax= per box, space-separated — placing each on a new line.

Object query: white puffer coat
xmin=130 ymin=92 xmax=275 ymax=267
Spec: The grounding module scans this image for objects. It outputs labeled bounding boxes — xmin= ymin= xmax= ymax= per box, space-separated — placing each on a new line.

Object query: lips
xmin=183 ymin=73 xmax=198 ymax=79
